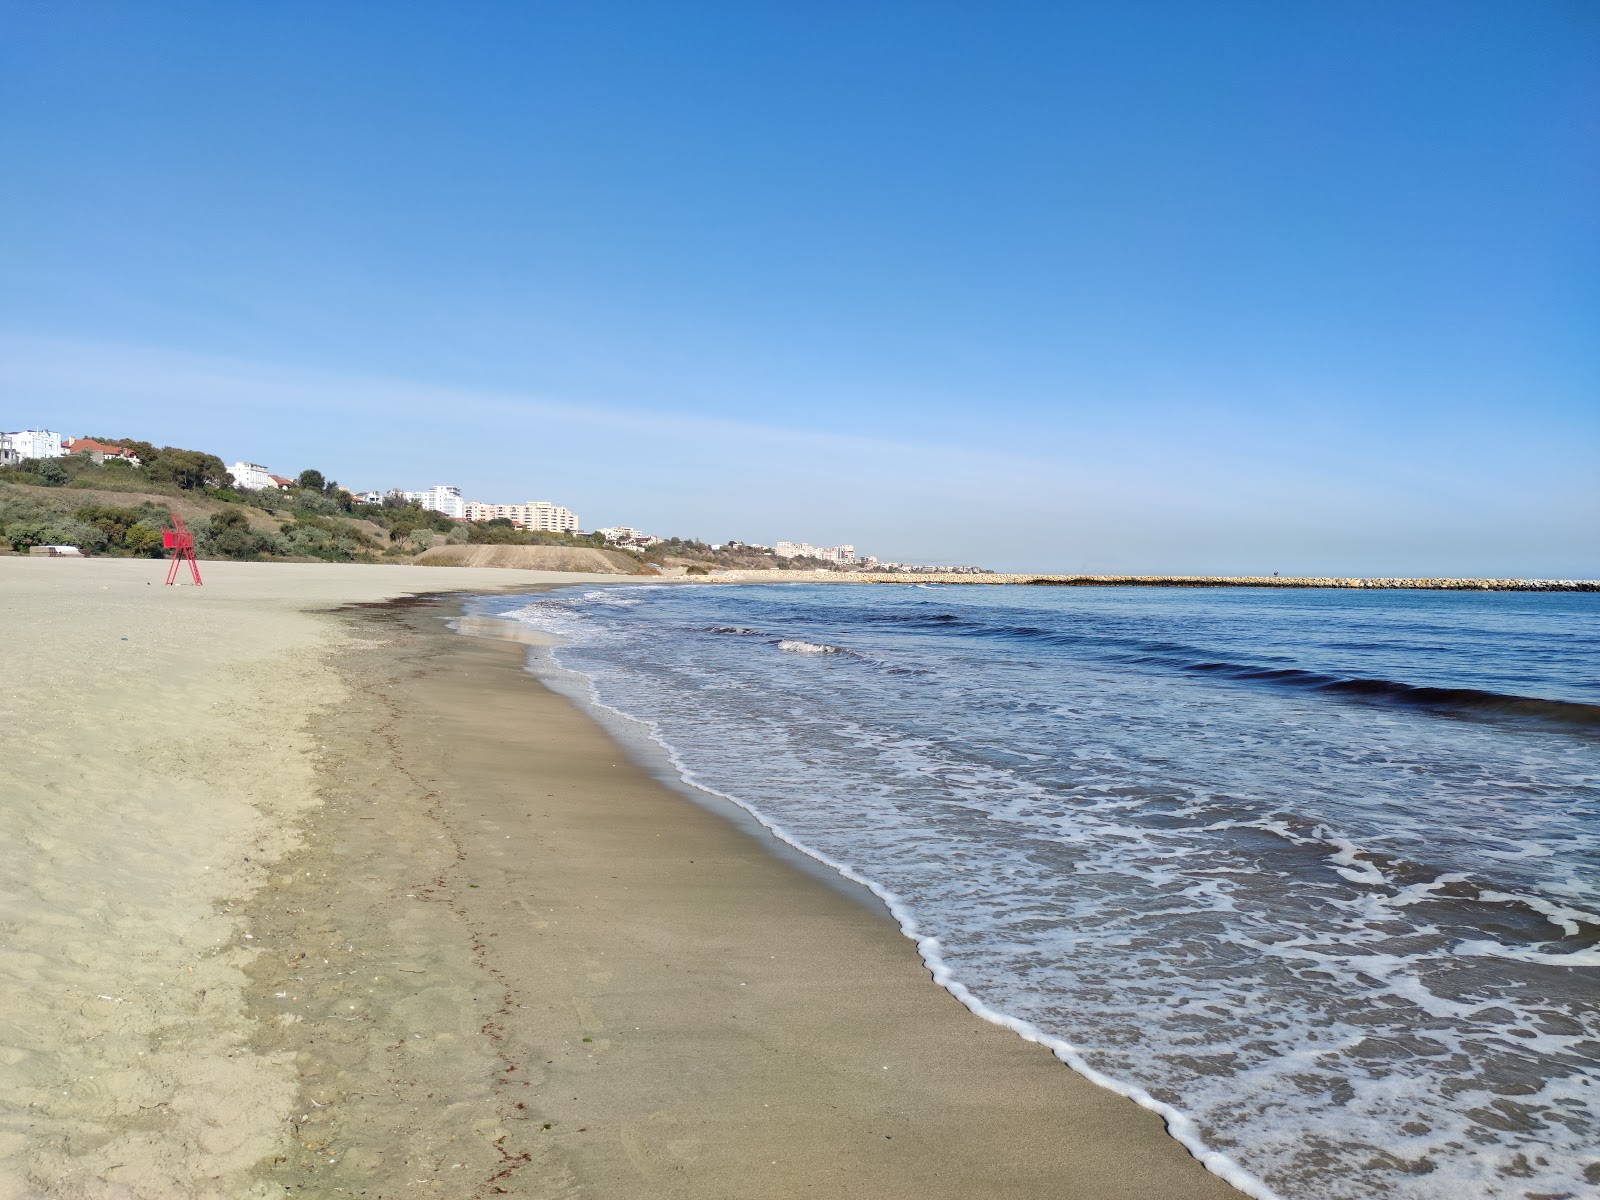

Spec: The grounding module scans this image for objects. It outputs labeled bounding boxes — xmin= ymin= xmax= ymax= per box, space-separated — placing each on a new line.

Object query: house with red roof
xmin=61 ymin=437 xmax=141 ymax=465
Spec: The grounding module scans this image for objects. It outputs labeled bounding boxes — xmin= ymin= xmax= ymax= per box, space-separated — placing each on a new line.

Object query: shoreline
xmin=502 ymin=601 xmax=1276 ymax=1196
xmin=2 ymin=558 xmax=1246 ymax=1197
xmin=240 ymin=591 xmax=1245 ymax=1197
xmin=706 ymin=570 xmax=1599 ymax=590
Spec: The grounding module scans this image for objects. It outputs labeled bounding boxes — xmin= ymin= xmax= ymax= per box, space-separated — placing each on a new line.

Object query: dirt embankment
xmin=413 ymin=544 xmax=643 ymax=574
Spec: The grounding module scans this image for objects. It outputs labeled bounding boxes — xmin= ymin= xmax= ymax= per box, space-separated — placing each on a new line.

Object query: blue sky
xmin=2 ymin=2 xmax=1595 ymax=574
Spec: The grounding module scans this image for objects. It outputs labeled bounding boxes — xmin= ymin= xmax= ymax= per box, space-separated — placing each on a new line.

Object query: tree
xmin=297 ymin=468 xmax=327 ymax=493
xmin=99 ymin=438 xmax=158 ymax=465
xmin=149 ymin=448 xmax=229 ymax=490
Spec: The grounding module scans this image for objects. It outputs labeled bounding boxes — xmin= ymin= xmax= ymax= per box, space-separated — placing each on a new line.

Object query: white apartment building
xmin=775 ymin=541 xmax=857 ymax=563
xmin=229 ymin=461 xmax=274 ymax=491
xmin=0 ymin=433 xmax=17 ymax=468
xmin=4 ymin=429 xmax=63 ymax=460
xmin=464 ymin=500 xmax=579 ymax=532
xmin=400 ymin=485 xmax=465 ymax=520
xmin=596 ymin=526 xmax=661 ymax=547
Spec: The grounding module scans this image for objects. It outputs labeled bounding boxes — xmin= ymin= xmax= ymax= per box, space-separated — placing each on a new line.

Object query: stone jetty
xmin=706 ymin=570 xmax=1598 ymax=592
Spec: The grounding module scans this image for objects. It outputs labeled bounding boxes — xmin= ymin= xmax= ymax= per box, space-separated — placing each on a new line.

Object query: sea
xmin=469 ymin=582 xmax=1600 ymax=1200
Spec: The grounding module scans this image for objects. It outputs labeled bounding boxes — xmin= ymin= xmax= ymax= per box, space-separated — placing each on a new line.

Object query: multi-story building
xmin=463 ymin=500 xmax=579 ymax=532
xmin=775 ymin=541 xmax=857 ymax=564
xmin=4 ymin=429 xmax=63 ymax=460
xmin=400 ymin=485 xmax=465 ymax=520
xmin=0 ymin=433 xmax=17 ymax=468
xmin=228 ymin=461 xmax=274 ymax=491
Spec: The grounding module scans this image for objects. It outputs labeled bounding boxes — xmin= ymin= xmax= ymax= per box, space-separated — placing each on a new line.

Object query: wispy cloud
xmin=5 ymin=330 xmax=1590 ymax=574
xmin=0 ymin=331 xmax=1059 ymax=472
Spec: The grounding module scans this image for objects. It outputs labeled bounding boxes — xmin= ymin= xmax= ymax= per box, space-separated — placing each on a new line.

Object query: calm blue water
xmin=478 ymin=583 xmax=1600 ymax=1200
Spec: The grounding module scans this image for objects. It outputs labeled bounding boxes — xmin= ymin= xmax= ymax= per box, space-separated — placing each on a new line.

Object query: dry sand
xmin=0 ymin=559 xmax=624 ymax=1199
xmin=0 ymin=557 xmax=1243 ymax=1199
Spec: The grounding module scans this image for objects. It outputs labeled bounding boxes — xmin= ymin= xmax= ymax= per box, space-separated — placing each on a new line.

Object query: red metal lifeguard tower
xmin=162 ymin=511 xmax=203 ymax=586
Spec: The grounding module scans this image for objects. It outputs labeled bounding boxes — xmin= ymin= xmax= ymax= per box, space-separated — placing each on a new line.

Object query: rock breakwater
xmin=705 ymin=571 xmax=1598 ymax=592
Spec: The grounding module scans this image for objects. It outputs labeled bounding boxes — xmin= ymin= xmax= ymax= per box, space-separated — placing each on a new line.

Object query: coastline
xmin=238 ymin=591 xmax=1245 ymax=1197
xmin=1 ymin=557 xmax=1246 ymax=1197
xmin=512 ymin=608 xmax=1277 ymax=1196
xmin=707 ymin=570 xmax=1599 ymax=590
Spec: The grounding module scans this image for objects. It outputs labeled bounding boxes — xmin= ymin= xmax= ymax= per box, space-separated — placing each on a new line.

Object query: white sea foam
xmin=508 ymin=619 xmax=1281 ymax=1199
xmin=484 ymin=583 xmax=1600 ymax=1200
xmin=776 ymin=639 xmax=849 ymax=655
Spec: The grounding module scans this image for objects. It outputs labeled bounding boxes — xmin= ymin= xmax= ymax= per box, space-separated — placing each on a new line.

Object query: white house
xmin=0 ymin=433 xmax=17 ymax=468
xmin=4 ymin=429 xmax=63 ymax=460
xmin=229 ymin=461 xmax=274 ymax=491
xmin=401 ymin=485 xmax=465 ymax=519
xmin=596 ymin=526 xmax=661 ymax=547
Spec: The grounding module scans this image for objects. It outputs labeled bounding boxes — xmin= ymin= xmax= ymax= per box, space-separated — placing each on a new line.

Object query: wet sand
xmin=0 ymin=558 xmax=1243 ymax=1198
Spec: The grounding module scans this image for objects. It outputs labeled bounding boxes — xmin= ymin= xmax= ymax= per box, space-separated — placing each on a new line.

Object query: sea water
xmin=475 ymin=583 xmax=1599 ymax=1200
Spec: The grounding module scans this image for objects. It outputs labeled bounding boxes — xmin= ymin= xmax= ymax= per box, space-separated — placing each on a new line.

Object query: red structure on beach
xmin=162 ymin=511 xmax=203 ymax=586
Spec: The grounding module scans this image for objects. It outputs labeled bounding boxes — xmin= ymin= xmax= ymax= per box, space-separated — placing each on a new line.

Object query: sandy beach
xmin=0 ymin=557 xmax=1241 ymax=1199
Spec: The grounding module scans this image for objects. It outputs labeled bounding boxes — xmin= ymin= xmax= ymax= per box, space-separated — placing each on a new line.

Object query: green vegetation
xmin=462 ymin=518 xmax=613 ymax=551
xmin=3 ymin=440 xmax=231 ymax=497
xmin=639 ymin=537 xmax=847 ymax=572
xmin=1 ymin=440 xmax=614 ymax=565
xmin=2 ymin=435 xmax=859 ymax=571
xmin=0 ymin=492 xmax=170 ymax=555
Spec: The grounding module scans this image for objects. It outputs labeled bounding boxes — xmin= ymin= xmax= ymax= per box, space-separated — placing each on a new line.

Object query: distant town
xmin=0 ymin=427 xmax=988 ymax=572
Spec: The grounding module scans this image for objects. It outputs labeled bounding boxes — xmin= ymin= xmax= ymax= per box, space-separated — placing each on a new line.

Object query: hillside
xmin=413 ymin=544 xmax=643 ymax=573
xmin=1 ymin=481 xmax=282 ymax=532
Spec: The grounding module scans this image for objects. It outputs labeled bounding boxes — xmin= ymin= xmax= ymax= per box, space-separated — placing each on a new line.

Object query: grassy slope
xmin=3 ymin=482 xmax=650 ymax=572
xmin=3 ymin=481 xmax=282 ymax=532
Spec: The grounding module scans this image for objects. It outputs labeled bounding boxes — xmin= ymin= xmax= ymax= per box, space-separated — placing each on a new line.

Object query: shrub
xmin=199 ymin=507 xmax=282 ymax=560
xmin=5 ymin=515 xmax=106 ymax=553
xmin=124 ymin=524 xmax=165 ymax=557
xmin=33 ymin=459 xmax=69 ymax=487
xmin=74 ymin=503 xmax=153 ymax=548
